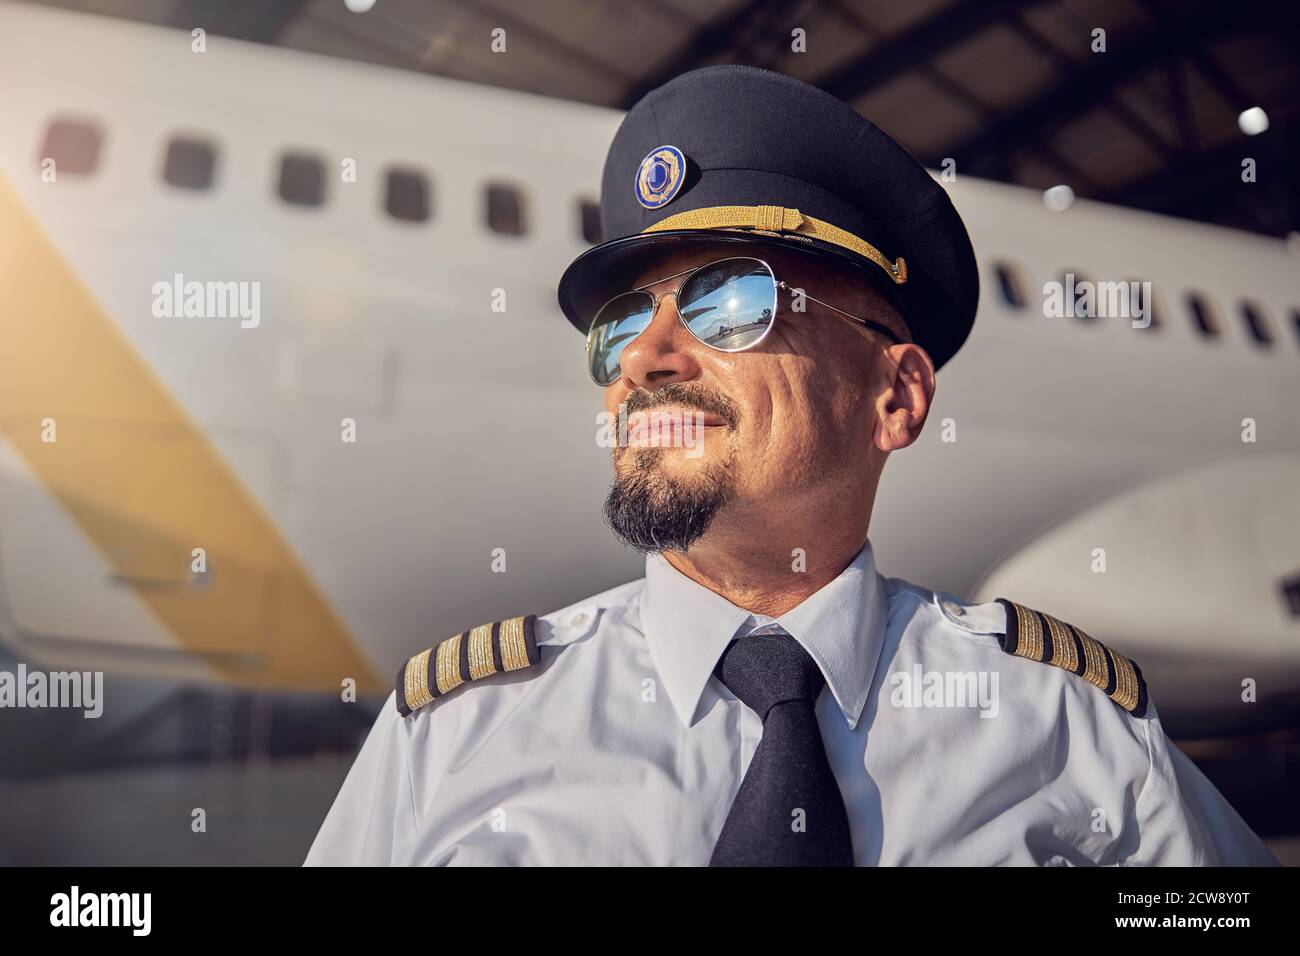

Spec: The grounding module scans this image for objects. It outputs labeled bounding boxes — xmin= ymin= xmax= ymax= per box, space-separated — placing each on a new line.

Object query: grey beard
xmin=602 ymin=447 xmax=735 ymax=554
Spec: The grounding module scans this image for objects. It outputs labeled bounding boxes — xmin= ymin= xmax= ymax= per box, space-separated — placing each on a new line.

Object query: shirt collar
xmin=640 ymin=541 xmax=889 ymax=730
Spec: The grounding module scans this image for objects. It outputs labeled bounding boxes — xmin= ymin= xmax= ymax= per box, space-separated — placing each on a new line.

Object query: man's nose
xmin=616 ymin=293 xmax=703 ymax=390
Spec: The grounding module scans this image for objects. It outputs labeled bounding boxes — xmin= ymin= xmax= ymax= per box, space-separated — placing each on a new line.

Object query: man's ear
xmin=872 ymin=343 xmax=936 ymax=453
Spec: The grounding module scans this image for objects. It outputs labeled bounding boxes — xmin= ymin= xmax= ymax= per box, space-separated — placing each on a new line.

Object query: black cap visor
xmin=557 ymin=229 xmax=908 ymax=338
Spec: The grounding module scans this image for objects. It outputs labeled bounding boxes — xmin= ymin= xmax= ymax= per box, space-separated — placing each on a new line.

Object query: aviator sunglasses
xmin=585 ymin=256 xmax=902 ymax=386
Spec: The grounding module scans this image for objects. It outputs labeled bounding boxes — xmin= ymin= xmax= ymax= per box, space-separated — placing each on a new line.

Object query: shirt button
xmin=941 ymin=598 xmax=966 ymax=618
xmin=569 ymin=611 xmax=589 ymax=627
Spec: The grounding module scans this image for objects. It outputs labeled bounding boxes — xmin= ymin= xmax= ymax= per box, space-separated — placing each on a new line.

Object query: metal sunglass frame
xmin=584 ymin=255 xmax=904 ymax=386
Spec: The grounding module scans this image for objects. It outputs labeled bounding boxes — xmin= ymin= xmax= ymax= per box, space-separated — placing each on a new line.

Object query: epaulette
xmin=995 ymin=599 xmax=1148 ymax=718
xmin=394 ymin=614 xmax=540 ymax=717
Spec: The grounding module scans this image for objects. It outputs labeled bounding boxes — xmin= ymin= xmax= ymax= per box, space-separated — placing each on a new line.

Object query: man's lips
xmin=635 ymin=407 xmax=728 ymax=428
xmin=621 ymin=405 xmax=730 ymax=448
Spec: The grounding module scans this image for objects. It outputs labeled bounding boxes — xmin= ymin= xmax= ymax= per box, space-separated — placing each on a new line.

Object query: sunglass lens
xmin=678 ymin=258 xmax=776 ymax=351
xmin=587 ymin=291 xmax=655 ymax=386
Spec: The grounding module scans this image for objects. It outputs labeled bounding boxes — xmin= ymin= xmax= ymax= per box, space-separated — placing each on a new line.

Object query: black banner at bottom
xmin=0 ymin=864 xmax=1287 ymax=941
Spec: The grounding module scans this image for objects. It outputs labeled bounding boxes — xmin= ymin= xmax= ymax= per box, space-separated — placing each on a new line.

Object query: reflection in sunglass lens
xmin=588 ymin=291 xmax=655 ymax=386
xmin=678 ymin=258 xmax=776 ymax=351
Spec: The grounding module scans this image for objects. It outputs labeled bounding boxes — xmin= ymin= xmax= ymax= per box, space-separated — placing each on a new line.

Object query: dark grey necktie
xmin=709 ymin=627 xmax=854 ymax=866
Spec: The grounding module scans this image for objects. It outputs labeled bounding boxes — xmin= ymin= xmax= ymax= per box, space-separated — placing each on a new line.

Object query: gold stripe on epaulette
xmin=1001 ymin=599 xmax=1044 ymax=661
xmin=436 ymin=634 xmax=465 ymax=695
xmin=468 ymin=623 xmax=496 ymax=680
xmin=1074 ymin=626 xmax=1110 ymax=694
xmin=1042 ymin=613 xmax=1080 ymax=672
xmin=1092 ymin=632 xmax=1143 ymax=714
xmin=996 ymin=598 xmax=1147 ymax=717
xmin=499 ymin=615 xmax=530 ymax=671
xmin=404 ymin=647 xmax=434 ymax=713
xmin=394 ymin=614 xmax=541 ymax=717
xmin=1019 ymin=605 xmax=1046 ymax=662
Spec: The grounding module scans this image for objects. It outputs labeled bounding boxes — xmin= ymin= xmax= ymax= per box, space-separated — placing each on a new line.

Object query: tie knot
xmin=713 ymin=630 xmax=826 ymax=721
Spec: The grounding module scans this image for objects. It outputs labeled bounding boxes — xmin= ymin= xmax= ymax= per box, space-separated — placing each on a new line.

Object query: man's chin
xmin=604 ymin=449 xmax=736 ymax=555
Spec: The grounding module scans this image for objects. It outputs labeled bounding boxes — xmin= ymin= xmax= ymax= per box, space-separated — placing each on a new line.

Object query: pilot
xmin=306 ymin=65 xmax=1276 ymax=866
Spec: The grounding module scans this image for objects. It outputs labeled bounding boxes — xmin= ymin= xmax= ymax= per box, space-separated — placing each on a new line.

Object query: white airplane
xmin=0 ymin=2 xmax=1297 ymax=741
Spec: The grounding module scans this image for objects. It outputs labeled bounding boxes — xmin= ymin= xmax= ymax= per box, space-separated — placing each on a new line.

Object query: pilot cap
xmin=556 ymin=64 xmax=980 ymax=370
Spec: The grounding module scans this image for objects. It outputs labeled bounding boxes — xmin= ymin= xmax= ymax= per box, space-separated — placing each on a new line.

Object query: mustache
xmin=621 ymin=382 xmax=739 ymax=428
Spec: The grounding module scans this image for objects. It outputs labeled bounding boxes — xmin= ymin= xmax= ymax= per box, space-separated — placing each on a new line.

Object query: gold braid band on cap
xmin=995 ymin=599 xmax=1148 ymax=718
xmin=641 ymin=205 xmax=907 ymax=285
xmin=394 ymin=614 xmax=541 ymax=717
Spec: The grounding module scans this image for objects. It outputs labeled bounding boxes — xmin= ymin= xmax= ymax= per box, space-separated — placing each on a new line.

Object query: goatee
xmin=602 ymin=381 xmax=740 ymax=554
xmin=603 ymin=448 xmax=735 ymax=554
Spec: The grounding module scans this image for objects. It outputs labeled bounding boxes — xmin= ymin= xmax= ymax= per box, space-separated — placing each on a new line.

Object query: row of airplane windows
xmin=37 ymin=118 xmax=1300 ymax=351
xmin=39 ymin=118 xmax=589 ymax=238
xmin=993 ymin=264 xmax=1300 ymax=350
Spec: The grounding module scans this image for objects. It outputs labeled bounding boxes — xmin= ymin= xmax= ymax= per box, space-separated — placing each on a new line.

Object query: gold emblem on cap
xmin=636 ymin=145 xmax=686 ymax=209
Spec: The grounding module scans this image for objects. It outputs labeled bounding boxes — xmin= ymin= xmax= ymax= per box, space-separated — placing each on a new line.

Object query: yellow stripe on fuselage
xmin=0 ymin=172 xmax=381 ymax=692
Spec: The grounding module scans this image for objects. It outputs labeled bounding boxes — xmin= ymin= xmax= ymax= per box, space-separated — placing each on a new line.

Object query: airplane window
xmin=993 ymin=262 xmax=1025 ymax=309
xmin=385 ymin=167 xmax=430 ymax=222
xmin=39 ymin=117 xmax=102 ymax=176
xmin=485 ymin=183 xmax=526 ymax=235
xmin=1126 ymin=280 xmax=1161 ymax=330
xmin=579 ymin=199 xmax=602 ymax=245
xmin=1239 ymin=302 xmax=1274 ymax=347
xmin=278 ymin=152 xmax=326 ymax=207
xmin=1283 ymin=571 xmax=1300 ymax=618
xmin=1186 ymin=293 xmax=1221 ymax=338
xmin=163 ymin=136 xmax=217 ymax=191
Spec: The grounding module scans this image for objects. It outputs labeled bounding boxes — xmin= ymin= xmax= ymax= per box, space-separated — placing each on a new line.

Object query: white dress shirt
xmin=305 ymin=542 xmax=1276 ymax=866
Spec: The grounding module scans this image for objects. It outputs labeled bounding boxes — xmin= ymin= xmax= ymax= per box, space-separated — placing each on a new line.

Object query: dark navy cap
xmin=556 ymin=64 xmax=980 ymax=370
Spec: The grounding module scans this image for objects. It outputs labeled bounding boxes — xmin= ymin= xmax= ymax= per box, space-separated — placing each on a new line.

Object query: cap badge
xmin=635 ymin=145 xmax=686 ymax=209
